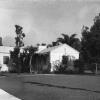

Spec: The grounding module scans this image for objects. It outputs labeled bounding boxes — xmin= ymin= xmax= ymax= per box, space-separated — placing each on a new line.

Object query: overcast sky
xmin=0 ymin=0 xmax=100 ymax=46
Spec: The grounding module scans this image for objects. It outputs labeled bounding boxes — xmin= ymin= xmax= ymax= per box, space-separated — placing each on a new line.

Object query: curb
xmin=0 ymin=89 xmax=21 ymax=100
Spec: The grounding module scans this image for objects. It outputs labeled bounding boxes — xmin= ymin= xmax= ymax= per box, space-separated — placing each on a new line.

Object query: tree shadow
xmin=24 ymin=81 xmax=100 ymax=93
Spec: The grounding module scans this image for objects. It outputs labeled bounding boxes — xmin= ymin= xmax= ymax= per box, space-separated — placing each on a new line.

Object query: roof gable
xmin=37 ymin=44 xmax=79 ymax=54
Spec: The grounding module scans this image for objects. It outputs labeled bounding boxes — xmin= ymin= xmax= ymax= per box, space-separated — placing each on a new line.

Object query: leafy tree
xmin=10 ymin=47 xmax=20 ymax=72
xmin=10 ymin=25 xmax=25 ymax=73
xmin=57 ymin=33 xmax=81 ymax=51
xmin=15 ymin=25 xmax=25 ymax=47
xmin=23 ymin=46 xmax=37 ymax=73
xmin=80 ymin=13 xmax=100 ymax=71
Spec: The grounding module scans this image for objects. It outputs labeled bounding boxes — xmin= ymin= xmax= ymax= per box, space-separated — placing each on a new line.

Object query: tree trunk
xmin=29 ymin=54 xmax=33 ymax=74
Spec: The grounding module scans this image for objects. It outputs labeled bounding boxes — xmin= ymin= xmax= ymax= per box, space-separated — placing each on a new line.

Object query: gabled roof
xmin=37 ymin=44 xmax=79 ymax=54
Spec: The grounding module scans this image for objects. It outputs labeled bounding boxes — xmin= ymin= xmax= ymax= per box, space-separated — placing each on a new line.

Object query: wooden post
xmin=95 ymin=63 xmax=98 ymax=74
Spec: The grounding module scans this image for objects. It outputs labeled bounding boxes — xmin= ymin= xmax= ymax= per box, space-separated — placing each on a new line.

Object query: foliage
xmin=24 ymin=46 xmax=37 ymax=55
xmin=52 ymin=41 xmax=59 ymax=46
xmin=9 ymin=25 xmax=25 ymax=73
xmin=9 ymin=47 xmax=20 ymax=72
xmin=47 ymin=33 xmax=81 ymax=51
xmin=57 ymin=33 xmax=81 ymax=51
xmin=80 ymin=13 xmax=100 ymax=66
xmin=55 ymin=56 xmax=85 ymax=74
xmin=9 ymin=45 xmax=37 ymax=73
xmin=74 ymin=59 xmax=84 ymax=73
xmin=55 ymin=56 xmax=68 ymax=73
xmin=23 ymin=46 xmax=37 ymax=73
xmin=15 ymin=25 xmax=25 ymax=47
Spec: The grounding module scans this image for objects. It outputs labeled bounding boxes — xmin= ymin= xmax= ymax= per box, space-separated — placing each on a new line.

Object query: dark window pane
xmin=3 ymin=56 xmax=9 ymax=64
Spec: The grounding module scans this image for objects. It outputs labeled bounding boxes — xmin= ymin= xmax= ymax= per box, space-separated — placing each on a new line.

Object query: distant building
xmin=0 ymin=46 xmax=14 ymax=71
xmin=0 ymin=46 xmax=25 ymax=72
xmin=34 ymin=44 xmax=79 ymax=72
xmin=37 ymin=45 xmax=47 ymax=53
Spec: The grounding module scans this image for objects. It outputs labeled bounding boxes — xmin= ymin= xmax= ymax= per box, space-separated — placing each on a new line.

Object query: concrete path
xmin=0 ymin=89 xmax=21 ymax=100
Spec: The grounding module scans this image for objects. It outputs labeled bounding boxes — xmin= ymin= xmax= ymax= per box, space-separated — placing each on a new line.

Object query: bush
xmin=55 ymin=64 xmax=66 ymax=74
xmin=74 ymin=59 xmax=85 ymax=73
xmin=54 ymin=56 xmax=68 ymax=74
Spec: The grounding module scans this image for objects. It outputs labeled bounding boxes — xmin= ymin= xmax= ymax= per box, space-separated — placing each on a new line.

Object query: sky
xmin=0 ymin=0 xmax=100 ymax=46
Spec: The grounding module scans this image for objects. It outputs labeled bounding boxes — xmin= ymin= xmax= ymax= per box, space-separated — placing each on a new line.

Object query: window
xmin=3 ymin=56 xmax=9 ymax=64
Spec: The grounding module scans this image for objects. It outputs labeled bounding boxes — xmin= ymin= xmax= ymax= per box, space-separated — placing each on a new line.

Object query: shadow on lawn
xmin=24 ymin=81 xmax=100 ymax=93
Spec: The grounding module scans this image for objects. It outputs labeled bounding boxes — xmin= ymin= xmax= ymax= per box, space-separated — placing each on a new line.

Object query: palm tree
xmin=57 ymin=33 xmax=81 ymax=51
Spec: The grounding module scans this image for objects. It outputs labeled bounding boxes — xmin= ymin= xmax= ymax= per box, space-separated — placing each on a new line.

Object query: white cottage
xmin=0 ymin=46 xmax=14 ymax=72
xmin=36 ymin=44 xmax=79 ymax=72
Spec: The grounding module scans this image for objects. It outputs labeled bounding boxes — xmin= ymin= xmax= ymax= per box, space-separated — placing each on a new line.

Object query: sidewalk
xmin=0 ymin=89 xmax=21 ymax=100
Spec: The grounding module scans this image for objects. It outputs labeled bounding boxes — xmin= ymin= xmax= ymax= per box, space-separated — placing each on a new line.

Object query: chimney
xmin=38 ymin=45 xmax=47 ymax=52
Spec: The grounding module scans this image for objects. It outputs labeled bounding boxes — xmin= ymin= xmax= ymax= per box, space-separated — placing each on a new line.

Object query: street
xmin=0 ymin=74 xmax=100 ymax=100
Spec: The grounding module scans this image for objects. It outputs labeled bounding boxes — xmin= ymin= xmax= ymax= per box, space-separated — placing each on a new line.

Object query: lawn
xmin=0 ymin=74 xmax=100 ymax=100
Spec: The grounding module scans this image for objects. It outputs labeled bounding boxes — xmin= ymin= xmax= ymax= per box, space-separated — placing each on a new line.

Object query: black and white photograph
xmin=0 ymin=0 xmax=100 ymax=100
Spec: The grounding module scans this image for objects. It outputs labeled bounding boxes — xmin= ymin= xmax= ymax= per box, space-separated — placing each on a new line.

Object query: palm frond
xmin=57 ymin=37 xmax=64 ymax=43
xmin=70 ymin=34 xmax=77 ymax=40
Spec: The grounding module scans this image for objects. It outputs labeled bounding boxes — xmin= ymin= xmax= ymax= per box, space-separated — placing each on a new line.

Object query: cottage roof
xmin=37 ymin=44 xmax=79 ymax=54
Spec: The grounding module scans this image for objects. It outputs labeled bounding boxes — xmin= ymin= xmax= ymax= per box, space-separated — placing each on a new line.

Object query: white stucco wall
xmin=0 ymin=46 xmax=14 ymax=72
xmin=50 ymin=44 xmax=79 ymax=72
xmin=0 ymin=53 xmax=10 ymax=72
